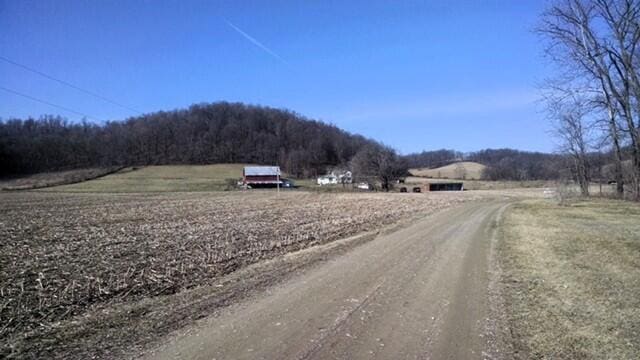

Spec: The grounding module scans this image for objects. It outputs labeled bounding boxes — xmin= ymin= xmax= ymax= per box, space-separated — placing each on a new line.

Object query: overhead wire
xmin=0 ymin=85 xmax=102 ymax=122
xmin=0 ymin=55 xmax=142 ymax=115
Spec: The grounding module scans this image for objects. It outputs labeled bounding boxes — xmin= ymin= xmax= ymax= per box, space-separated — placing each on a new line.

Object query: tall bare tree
xmin=540 ymin=0 xmax=640 ymax=199
xmin=549 ymin=92 xmax=594 ymax=195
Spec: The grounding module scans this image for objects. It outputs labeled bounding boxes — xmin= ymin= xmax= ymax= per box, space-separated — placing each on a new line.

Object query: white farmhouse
xmin=316 ymin=170 xmax=352 ymax=186
xmin=317 ymin=174 xmax=338 ymax=185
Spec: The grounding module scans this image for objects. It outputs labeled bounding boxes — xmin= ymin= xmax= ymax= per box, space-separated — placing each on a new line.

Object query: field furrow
xmin=0 ymin=190 xmax=479 ymax=355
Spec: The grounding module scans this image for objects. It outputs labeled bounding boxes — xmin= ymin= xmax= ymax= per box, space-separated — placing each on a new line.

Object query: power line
xmin=0 ymin=55 xmax=142 ymax=115
xmin=0 ymin=86 xmax=102 ymax=122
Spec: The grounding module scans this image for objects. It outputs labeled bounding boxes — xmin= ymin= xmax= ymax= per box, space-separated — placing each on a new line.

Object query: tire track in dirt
xmin=144 ymin=200 xmax=509 ymax=360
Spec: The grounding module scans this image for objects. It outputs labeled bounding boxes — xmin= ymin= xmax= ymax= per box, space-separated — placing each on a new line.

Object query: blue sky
xmin=0 ymin=0 xmax=555 ymax=154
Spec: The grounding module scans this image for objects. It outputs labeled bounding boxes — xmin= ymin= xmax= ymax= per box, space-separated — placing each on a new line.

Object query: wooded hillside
xmin=0 ymin=102 xmax=379 ymax=178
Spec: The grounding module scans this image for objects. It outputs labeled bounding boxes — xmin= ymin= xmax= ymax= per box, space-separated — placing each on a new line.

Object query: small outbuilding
xmin=243 ymin=166 xmax=282 ymax=188
xmin=428 ymin=182 xmax=464 ymax=191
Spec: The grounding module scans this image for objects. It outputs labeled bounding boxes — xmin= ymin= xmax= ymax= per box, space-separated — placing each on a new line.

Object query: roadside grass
xmin=43 ymin=164 xmax=251 ymax=192
xmin=499 ymin=198 xmax=640 ymax=359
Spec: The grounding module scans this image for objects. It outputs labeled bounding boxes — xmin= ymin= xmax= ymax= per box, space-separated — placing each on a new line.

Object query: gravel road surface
xmin=146 ymin=200 xmax=509 ymax=360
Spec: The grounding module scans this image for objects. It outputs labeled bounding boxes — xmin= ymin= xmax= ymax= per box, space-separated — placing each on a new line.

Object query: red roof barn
xmin=243 ymin=166 xmax=281 ymax=187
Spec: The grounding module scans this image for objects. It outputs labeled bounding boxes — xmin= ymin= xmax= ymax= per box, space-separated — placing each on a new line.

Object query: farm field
xmin=0 ymin=164 xmax=555 ymax=194
xmin=499 ymin=199 xmax=640 ymax=359
xmin=31 ymin=164 xmax=331 ymax=193
xmin=0 ymin=167 xmax=124 ymax=191
xmin=44 ymin=164 xmax=253 ymax=192
xmin=0 ymin=190 xmax=483 ymax=358
xmin=409 ymin=161 xmax=487 ymax=180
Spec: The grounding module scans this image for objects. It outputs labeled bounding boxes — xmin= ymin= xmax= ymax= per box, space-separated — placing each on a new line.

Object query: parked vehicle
xmin=400 ymin=187 xmax=407 ymax=192
xmin=281 ymin=179 xmax=295 ymax=188
xmin=412 ymin=187 xmax=421 ymax=193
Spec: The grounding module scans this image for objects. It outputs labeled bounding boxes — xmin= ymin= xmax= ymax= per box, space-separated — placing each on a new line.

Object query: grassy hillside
xmin=43 ymin=164 xmax=256 ymax=192
xmin=0 ymin=167 xmax=123 ymax=191
xmin=409 ymin=161 xmax=486 ymax=180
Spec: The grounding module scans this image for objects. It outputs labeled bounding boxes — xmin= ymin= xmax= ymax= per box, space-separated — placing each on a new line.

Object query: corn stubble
xmin=0 ymin=191 xmax=474 ymax=353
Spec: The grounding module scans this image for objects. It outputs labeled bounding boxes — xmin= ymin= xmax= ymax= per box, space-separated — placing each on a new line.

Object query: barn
xmin=243 ymin=166 xmax=281 ymax=188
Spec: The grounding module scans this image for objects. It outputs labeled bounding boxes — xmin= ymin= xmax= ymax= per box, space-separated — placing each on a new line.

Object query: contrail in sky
xmin=224 ymin=20 xmax=288 ymax=65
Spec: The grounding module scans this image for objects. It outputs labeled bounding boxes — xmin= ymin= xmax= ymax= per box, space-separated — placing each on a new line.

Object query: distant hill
xmin=404 ymin=148 xmax=565 ymax=181
xmin=402 ymin=149 xmax=463 ymax=169
xmin=409 ymin=161 xmax=487 ymax=180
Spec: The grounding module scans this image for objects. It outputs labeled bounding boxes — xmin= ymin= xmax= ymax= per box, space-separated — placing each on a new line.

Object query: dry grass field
xmin=0 ymin=190 xmax=480 ymax=358
xmin=42 ymin=164 xmax=250 ymax=192
xmin=0 ymin=167 xmax=125 ymax=191
xmin=499 ymin=199 xmax=640 ymax=359
xmin=409 ymin=161 xmax=487 ymax=180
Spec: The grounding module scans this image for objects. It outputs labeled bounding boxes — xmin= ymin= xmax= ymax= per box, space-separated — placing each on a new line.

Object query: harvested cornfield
xmin=0 ymin=190 xmax=479 ymax=357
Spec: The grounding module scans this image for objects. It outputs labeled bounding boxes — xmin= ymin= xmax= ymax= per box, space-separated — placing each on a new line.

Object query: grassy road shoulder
xmin=499 ymin=198 xmax=640 ymax=358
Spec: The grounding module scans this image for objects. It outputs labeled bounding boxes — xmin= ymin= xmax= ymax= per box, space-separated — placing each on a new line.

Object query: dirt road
xmin=145 ymin=200 xmax=509 ymax=360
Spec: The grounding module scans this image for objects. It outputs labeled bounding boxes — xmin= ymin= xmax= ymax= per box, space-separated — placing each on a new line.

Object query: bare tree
xmin=0 ymin=102 xmax=382 ymax=178
xmin=540 ymin=0 xmax=640 ymax=199
xmin=550 ymin=92 xmax=594 ymax=196
xmin=350 ymin=145 xmax=407 ymax=191
xmin=596 ymin=88 xmax=626 ymax=195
